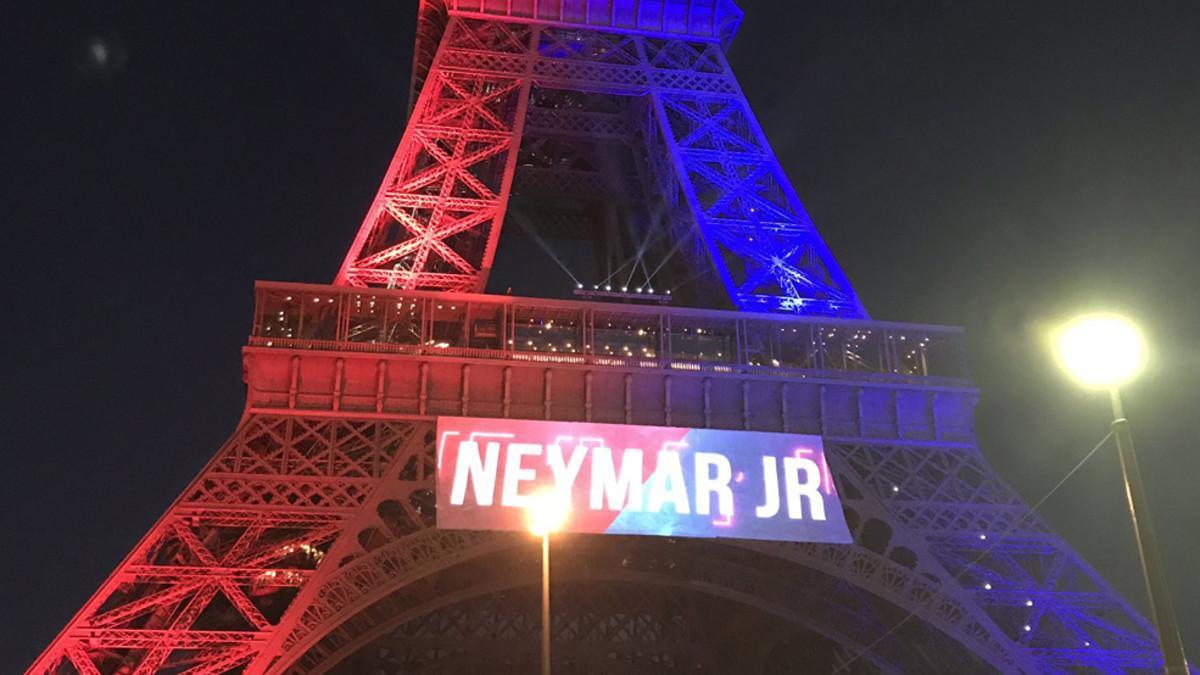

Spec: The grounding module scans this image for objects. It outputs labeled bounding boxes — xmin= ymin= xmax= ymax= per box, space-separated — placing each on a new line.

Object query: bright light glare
xmin=1055 ymin=313 xmax=1147 ymax=388
xmin=525 ymin=489 xmax=571 ymax=537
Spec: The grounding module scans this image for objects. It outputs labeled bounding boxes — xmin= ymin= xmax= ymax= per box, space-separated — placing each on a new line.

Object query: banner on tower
xmin=435 ymin=417 xmax=852 ymax=544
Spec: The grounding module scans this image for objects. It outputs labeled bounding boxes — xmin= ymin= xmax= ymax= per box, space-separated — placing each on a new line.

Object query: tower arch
xmin=272 ymin=533 xmax=1007 ymax=674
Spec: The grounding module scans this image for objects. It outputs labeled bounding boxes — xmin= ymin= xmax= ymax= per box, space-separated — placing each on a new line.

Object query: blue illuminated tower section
xmin=641 ymin=36 xmax=868 ymax=316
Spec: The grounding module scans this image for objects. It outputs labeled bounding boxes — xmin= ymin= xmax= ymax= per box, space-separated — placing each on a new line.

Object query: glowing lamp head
xmin=526 ymin=489 xmax=571 ymax=537
xmin=1055 ymin=313 xmax=1147 ymax=389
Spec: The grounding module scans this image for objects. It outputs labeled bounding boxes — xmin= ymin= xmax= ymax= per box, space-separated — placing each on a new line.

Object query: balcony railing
xmin=249 ymin=281 xmax=970 ymax=385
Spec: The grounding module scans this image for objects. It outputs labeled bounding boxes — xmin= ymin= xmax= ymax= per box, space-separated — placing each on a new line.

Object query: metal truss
xmin=31 ymin=411 xmax=1166 ymax=674
xmin=29 ymin=417 xmax=421 ymax=675
xmin=29 ymin=4 xmax=1175 ymax=674
xmin=834 ymin=441 xmax=1165 ymax=672
xmin=336 ymin=19 xmax=536 ymax=292
xmin=336 ymin=14 xmax=868 ymax=317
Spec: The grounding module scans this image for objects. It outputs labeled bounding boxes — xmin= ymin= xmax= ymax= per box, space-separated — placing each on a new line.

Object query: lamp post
xmin=1055 ymin=313 xmax=1189 ymax=673
xmin=526 ymin=490 xmax=569 ymax=675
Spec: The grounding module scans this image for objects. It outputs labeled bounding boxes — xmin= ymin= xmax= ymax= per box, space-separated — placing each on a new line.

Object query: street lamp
xmin=526 ymin=489 xmax=570 ymax=675
xmin=1055 ymin=313 xmax=1189 ymax=673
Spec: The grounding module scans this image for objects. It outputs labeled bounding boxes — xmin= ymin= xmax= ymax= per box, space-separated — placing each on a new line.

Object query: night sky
xmin=5 ymin=1 xmax=1200 ymax=670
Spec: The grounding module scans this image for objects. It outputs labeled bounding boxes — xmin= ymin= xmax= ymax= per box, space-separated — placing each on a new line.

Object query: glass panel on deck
xmin=922 ymin=330 xmax=966 ymax=378
xmin=883 ymin=330 xmax=922 ymax=376
xmin=467 ymin=302 xmax=504 ymax=351
xmin=593 ymin=311 xmax=661 ymax=360
xmin=299 ymin=292 xmax=340 ymax=341
xmin=347 ymin=293 xmax=384 ymax=343
xmin=384 ymin=297 xmax=422 ymax=346
xmin=839 ymin=326 xmax=886 ymax=373
xmin=513 ymin=306 xmax=583 ymax=355
xmin=668 ymin=316 xmax=737 ymax=364
xmin=888 ymin=328 xmax=964 ymax=377
xmin=743 ymin=321 xmax=819 ymax=370
xmin=257 ymin=289 xmax=302 ymax=340
xmin=429 ymin=301 xmax=468 ymax=349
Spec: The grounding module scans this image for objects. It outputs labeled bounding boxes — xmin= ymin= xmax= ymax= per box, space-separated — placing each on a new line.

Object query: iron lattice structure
xmin=31 ymin=2 xmax=1170 ymax=674
xmin=335 ymin=1 xmax=866 ymax=317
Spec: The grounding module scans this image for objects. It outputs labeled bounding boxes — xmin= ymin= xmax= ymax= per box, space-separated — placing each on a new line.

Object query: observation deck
xmin=251 ymin=282 xmax=965 ymax=383
xmin=244 ymin=281 xmax=976 ymax=444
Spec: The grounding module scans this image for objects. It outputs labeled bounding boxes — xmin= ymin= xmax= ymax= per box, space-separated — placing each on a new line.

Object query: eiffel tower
xmin=30 ymin=2 xmax=1168 ymax=673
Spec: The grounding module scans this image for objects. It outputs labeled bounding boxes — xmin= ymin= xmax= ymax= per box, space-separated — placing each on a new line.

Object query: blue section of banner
xmin=603 ymin=428 xmax=852 ymax=543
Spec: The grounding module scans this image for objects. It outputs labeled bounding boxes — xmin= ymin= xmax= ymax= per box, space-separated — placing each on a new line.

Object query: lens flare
xmin=525 ymin=488 xmax=571 ymax=537
xmin=1055 ymin=314 xmax=1146 ymax=388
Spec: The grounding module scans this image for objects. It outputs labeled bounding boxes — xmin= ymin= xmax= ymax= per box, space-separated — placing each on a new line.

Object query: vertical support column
xmin=332 ymin=358 xmax=344 ymax=412
xmin=418 ymin=362 xmax=429 ymax=416
xmin=855 ymin=387 xmax=866 ymax=438
xmin=584 ymin=371 xmax=594 ymax=422
xmin=503 ymin=366 xmax=512 ymax=418
xmin=931 ymin=392 xmax=942 ymax=441
xmin=780 ymin=382 xmax=790 ymax=433
xmin=624 ymin=373 xmax=633 ymax=424
xmin=287 ymin=356 xmax=300 ymax=410
xmin=461 ymin=364 xmax=471 ymax=416
xmin=374 ymin=360 xmax=387 ymax=413
xmin=664 ymin=375 xmax=673 ymax=426
xmin=702 ymin=378 xmax=712 ymax=428
xmin=742 ymin=380 xmax=752 ymax=430
xmin=818 ymin=384 xmax=828 ymax=437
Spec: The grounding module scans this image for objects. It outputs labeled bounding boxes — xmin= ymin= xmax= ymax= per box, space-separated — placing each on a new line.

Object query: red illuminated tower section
xmin=30 ymin=2 xmax=1170 ymax=674
xmin=335 ymin=48 xmax=526 ymax=292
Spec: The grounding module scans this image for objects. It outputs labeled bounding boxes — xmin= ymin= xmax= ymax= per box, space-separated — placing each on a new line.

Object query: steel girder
xmin=835 ymin=442 xmax=1165 ymax=672
xmin=336 ymin=16 xmax=868 ymax=317
xmin=336 ymin=19 xmax=536 ymax=293
xmin=31 ymin=406 xmax=1166 ymax=674
xmin=29 ymin=417 xmax=419 ymax=675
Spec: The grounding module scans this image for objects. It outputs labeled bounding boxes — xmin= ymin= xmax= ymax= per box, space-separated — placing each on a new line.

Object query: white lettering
xmin=694 ymin=452 xmax=732 ymax=516
xmin=648 ymin=450 xmax=690 ymax=514
xmin=501 ymin=442 xmax=541 ymax=508
xmin=756 ymin=456 xmax=780 ymax=518
xmin=590 ymin=446 xmax=643 ymax=511
xmin=450 ymin=440 xmax=499 ymax=506
xmin=783 ymin=456 xmax=826 ymax=520
xmin=547 ymin=443 xmax=588 ymax=493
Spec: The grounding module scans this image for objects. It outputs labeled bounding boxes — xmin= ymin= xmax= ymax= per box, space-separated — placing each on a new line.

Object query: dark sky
xmin=5 ymin=1 xmax=1199 ymax=670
